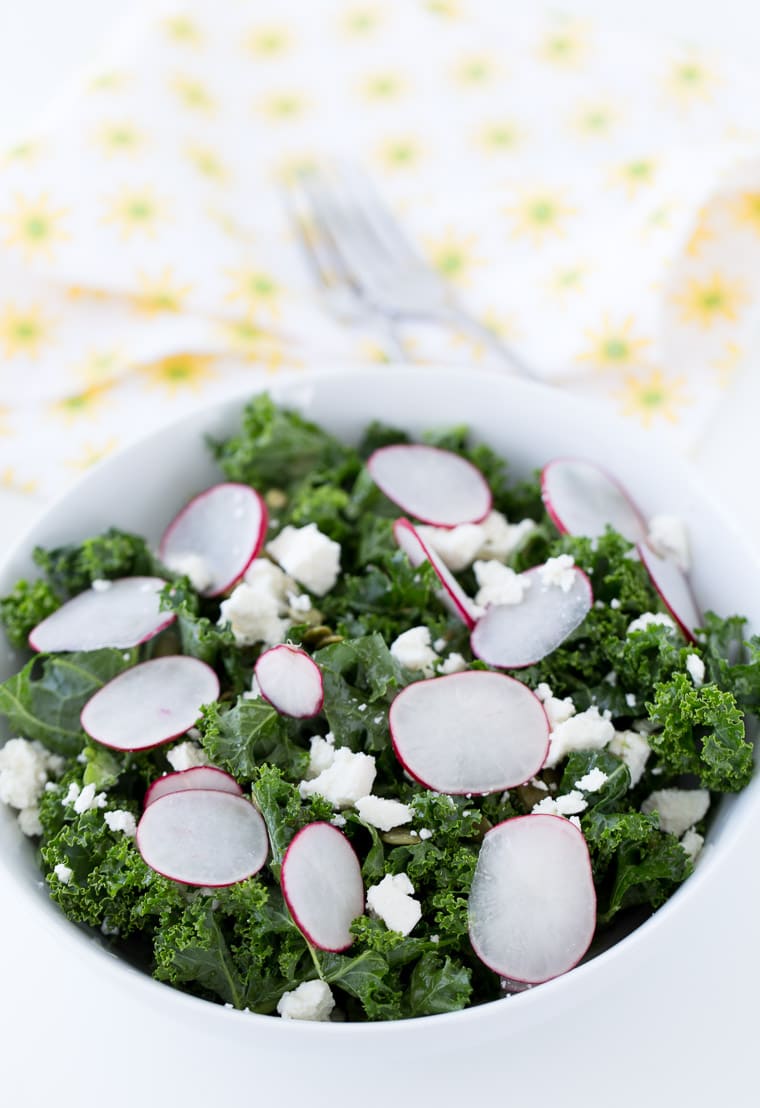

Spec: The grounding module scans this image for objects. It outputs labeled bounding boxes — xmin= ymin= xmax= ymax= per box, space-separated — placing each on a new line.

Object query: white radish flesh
xmin=470 ymin=566 xmax=593 ymax=669
xmin=144 ymin=766 xmax=243 ymax=808
xmin=393 ymin=517 xmax=482 ymax=629
xmin=468 ymin=814 xmax=596 ymax=984
xmin=388 ymin=671 xmax=549 ymax=794
xmin=638 ymin=543 xmax=699 ymax=642
xmin=368 ymin=444 xmax=491 ymax=526
xmin=541 ymin=458 xmax=646 ymax=543
xmin=281 ymin=822 xmax=364 ymax=952
xmin=29 ymin=577 xmax=173 ymax=653
xmin=81 ymin=655 xmax=220 ymax=752
xmin=254 ymin=644 xmax=324 ymax=718
xmin=159 ymin=482 xmax=268 ymax=597
xmin=136 ymin=789 xmax=269 ymax=887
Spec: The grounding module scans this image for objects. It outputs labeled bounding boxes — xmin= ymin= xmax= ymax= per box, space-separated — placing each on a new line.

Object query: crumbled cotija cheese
xmin=366 ymin=873 xmax=421 ymax=936
xmin=166 ymin=741 xmax=209 ymax=772
xmin=390 ymin=626 xmax=439 ymax=675
xmin=267 ymin=523 xmax=341 ymax=596
xmin=276 ymin=979 xmax=335 ymax=1021
xmin=544 ymin=706 xmax=614 ymax=768
xmin=538 ymin=554 xmax=576 ymax=592
xmin=685 ymin=653 xmax=705 ymax=687
xmin=355 ymin=795 xmax=413 ymax=831
xmin=299 ymin=747 xmax=376 ymax=808
xmin=641 ymin=788 xmax=710 ymax=837
xmin=627 ymin=611 xmax=676 ymax=635
xmin=647 ymin=515 xmax=691 ymax=572
xmin=473 ymin=560 xmax=530 ymax=607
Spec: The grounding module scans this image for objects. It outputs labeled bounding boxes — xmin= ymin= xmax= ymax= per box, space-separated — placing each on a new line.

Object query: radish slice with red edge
xmin=638 ymin=543 xmax=699 ymax=642
xmin=281 ymin=822 xmax=364 ymax=952
xmin=144 ymin=766 xmax=243 ymax=808
xmin=29 ymin=576 xmax=173 ymax=653
xmin=541 ymin=458 xmax=647 ymax=543
xmin=81 ymin=655 xmax=220 ymax=752
xmin=367 ymin=444 xmax=491 ymax=526
xmin=468 ymin=814 xmax=596 ymax=984
xmin=393 ymin=517 xmax=482 ymax=629
xmin=159 ymin=482 xmax=268 ymax=597
xmin=470 ymin=565 xmax=593 ymax=669
xmin=136 ymin=789 xmax=269 ymax=887
xmin=388 ymin=671 xmax=549 ymax=794
xmin=254 ymin=644 xmax=324 ymax=718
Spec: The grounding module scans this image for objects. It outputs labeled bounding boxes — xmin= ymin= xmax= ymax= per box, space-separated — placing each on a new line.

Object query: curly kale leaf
xmin=249 ymin=765 xmax=333 ymax=871
xmin=313 ymin=633 xmax=407 ymax=753
xmin=647 ymin=672 xmax=752 ymax=791
xmin=158 ymin=579 xmax=248 ymax=691
xmin=33 ymin=528 xmax=158 ymax=598
xmin=208 ymin=393 xmax=359 ymax=493
xmin=0 ymin=577 xmax=60 ymax=649
xmin=699 ymin=611 xmax=760 ymax=710
xmin=153 ymin=898 xmax=246 ymax=1008
xmin=404 ymin=952 xmax=472 ymax=1017
xmin=198 ymin=697 xmax=310 ymax=782
xmin=0 ymin=648 xmax=138 ymax=755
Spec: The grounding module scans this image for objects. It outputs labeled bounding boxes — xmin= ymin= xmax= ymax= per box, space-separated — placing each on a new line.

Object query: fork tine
xmin=298 ymin=169 xmax=389 ymax=292
xmin=338 ymin=163 xmax=424 ymax=269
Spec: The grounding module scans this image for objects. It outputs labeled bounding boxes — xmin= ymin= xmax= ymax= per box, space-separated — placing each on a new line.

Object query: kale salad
xmin=0 ymin=394 xmax=756 ymax=1022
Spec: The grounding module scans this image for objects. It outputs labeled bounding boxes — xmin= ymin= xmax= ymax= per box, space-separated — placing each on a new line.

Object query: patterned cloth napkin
xmin=2 ymin=0 xmax=760 ymax=512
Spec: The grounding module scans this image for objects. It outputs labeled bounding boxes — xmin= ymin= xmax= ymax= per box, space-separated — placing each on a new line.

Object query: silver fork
xmin=284 ymin=163 xmax=536 ymax=376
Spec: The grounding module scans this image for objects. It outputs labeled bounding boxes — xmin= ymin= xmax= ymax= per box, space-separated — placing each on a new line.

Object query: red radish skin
xmin=393 ymin=517 xmax=482 ymax=629
xmin=638 ymin=543 xmax=699 ymax=643
xmin=541 ymin=457 xmax=647 ymax=544
xmin=80 ymin=655 xmax=220 ymax=752
xmin=144 ymin=766 xmax=243 ymax=808
xmin=468 ymin=814 xmax=596 ymax=984
xmin=388 ymin=671 xmax=549 ymax=795
xmin=281 ymin=822 xmax=365 ymax=952
xmin=470 ymin=565 xmax=593 ymax=669
xmin=29 ymin=576 xmax=174 ymax=653
xmin=254 ymin=644 xmax=324 ymax=718
xmin=367 ymin=444 xmax=492 ymax=527
xmin=159 ymin=482 xmax=268 ymax=598
xmin=136 ymin=789 xmax=269 ymax=887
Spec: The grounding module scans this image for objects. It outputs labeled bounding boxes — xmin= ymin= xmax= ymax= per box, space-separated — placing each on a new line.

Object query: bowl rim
xmin=1 ymin=362 xmax=758 ymax=1040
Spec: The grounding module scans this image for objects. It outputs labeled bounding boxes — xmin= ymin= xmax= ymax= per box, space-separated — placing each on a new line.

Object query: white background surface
xmin=1 ymin=3 xmax=760 ymax=1106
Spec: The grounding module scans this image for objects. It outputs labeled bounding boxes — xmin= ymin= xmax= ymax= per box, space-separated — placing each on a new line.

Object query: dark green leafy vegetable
xmin=0 ymin=578 xmax=60 ymax=649
xmin=32 ymin=527 xmax=158 ymax=598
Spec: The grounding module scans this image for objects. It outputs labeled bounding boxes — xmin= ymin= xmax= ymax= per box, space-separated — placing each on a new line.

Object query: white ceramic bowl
xmin=1 ymin=366 xmax=758 ymax=1102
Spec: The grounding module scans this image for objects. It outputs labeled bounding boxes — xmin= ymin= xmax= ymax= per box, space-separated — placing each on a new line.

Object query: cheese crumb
xmin=439 ymin=652 xmax=468 ymax=675
xmin=306 ymin=735 xmax=336 ymax=778
xmin=475 ymin=511 xmax=536 ymax=561
xmin=609 ymin=729 xmax=651 ymax=786
xmin=686 ymin=653 xmax=705 ymax=688
xmin=355 ymin=795 xmax=413 ymax=831
xmin=218 ymin=582 xmax=288 ymax=647
xmin=104 ymin=809 xmax=137 ymax=837
xmin=390 ymin=626 xmax=439 ymax=675
xmin=277 ymin=979 xmax=335 ymax=1022
xmin=533 ymin=790 xmax=587 ymax=817
xmin=90 ymin=578 xmax=113 ymax=592
xmin=73 ymin=783 xmax=107 ymax=814
xmin=534 ymin=682 xmax=576 ymax=729
xmin=647 ymin=515 xmax=691 ymax=572
xmin=538 ymin=554 xmax=576 ymax=592
xmin=627 ymin=611 xmax=676 ymax=635
xmin=416 ymin=522 xmax=484 ymax=572
xmin=162 ymin=552 xmax=213 ymax=593
xmin=641 ymin=788 xmax=710 ymax=837
xmin=53 ymin=863 xmax=73 ymax=885
xmin=17 ymin=807 xmax=43 ymax=837
xmin=545 ymin=706 xmax=613 ymax=768
xmin=0 ymin=737 xmax=62 ymax=811
xmin=267 ymin=523 xmax=341 ymax=596
xmin=574 ymin=768 xmax=609 ymax=793
xmin=299 ymin=747 xmax=376 ymax=808
xmin=473 ymin=560 xmax=530 ymax=607
xmin=366 ymin=873 xmax=421 ymax=936
xmin=680 ymin=827 xmax=705 ymax=862
xmin=166 ymin=741 xmax=209 ymax=772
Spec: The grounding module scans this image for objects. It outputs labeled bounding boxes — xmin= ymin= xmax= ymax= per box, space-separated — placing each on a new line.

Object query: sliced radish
xmin=388 ymin=671 xmax=549 ymax=794
xmin=470 ymin=566 xmax=593 ymax=669
xmin=145 ymin=766 xmax=243 ymax=808
xmin=29 ymin=576 xmax=173 ymax=653
xmin=468 ymin=814 xmax=596 ymax=984
xmin=638 ymin=543 xmax=699 ymax=642
xmin=367 ymin=444 xmax=491 ymax=526
xmin=281 ymin=822 xmax=364 ymax=952
xmin=159 ymin=482 xmax=268 ymax=597
xmin=254 ymin=644 xmax=324 ymax=718
xmin=136 ymin=789 xmax=269 ymax=887
xmin=393 ymin=517 xmax=482 ymax=629
xmin=81 ymin=655 xmax=220 ymax=752
xmin=541 ymin=458 xmax=647 ymax=543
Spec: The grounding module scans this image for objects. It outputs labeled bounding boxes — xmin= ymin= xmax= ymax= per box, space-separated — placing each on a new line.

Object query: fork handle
xmin=441 ymin=307 xmax=540 ymax=380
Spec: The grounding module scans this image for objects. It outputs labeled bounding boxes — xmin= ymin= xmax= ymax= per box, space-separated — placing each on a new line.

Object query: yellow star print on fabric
xmin=711 ymin=340 xmax=743 ymax=388
xmin=547 ymin=265 xmax=588 ymax=299
xmin=256 ymin=92 xmax=309 ymax=122
xmin=93 ymin=122 xmax=147 ymax=158
xmin=1 ymin=467 xmax=37 ymax=495
xmin=572 ymin=103 xmax=618 ymax=138
xmin=185 ymin=145 xmax=230 ymax=184
xmin=0 ymin=304 xmax=54 ymax=359
xmin=87 ymin=70 xmax=131 ymax=93
xmin=538 ymin=22 xmax=591 ymax=68
xmin=360 ymin=73 xmax=408 ymax=101
xmin=578 ymin=317 xmax=651 ymax=371
xmin=663 ymin=57 xmax=719 ymax=108
xmin=425 ymin=231 xmax=481 ymax=286
xmin=220 ymin=317 xmax=283 ymax=366
xmin=170 ymin=75 xmax=216 ymax=113
xmin=66 ymin=439 xmax=120 ymax=471
xmin=477 ymin=121 xmax=522 ymax=153
xmin=0 ymin=405 xmax=12 ymax=435
xmin=375 ymin=137 xmax=424 ymax=171
xmin=73 ymin=349 xmax=127 ymax=386
xmin=0 ymin=194 xmax=69 ymax=261
xmin=131 ymin=268 xmax=193 ymax=315
xmin=674 ymin=272 xmax=747 ymax=328
xmin=617 ymin=370 xmax=690 ymax=427
xmin=610 ymin=159 xmax=658 ymax=197
xmin=51 ymin=384 xmax=113 ymax=424
xmin=103 ymin=187 xmax=168 ymax=239
xmin=339 ymin=7 xmax=384 ymax=36
xmin=452 ymin=55 xmax=502 ymax=87
xmin=225 ymin=267 xmax=281 ymax=317
xmin=162 ymin=15 xmax=204 ymax=46
xmin=244 ymin=26 xmax=292 ymax=56
xmin=686 ymin=208 xmax=713 ymax=256
xmin=506 ymin=190 xmax=575 ymax=243
xmin=139 ymin=353 xmax=217 ymax=393
xmin=730 ymin=192 xmax=760 ymax=236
